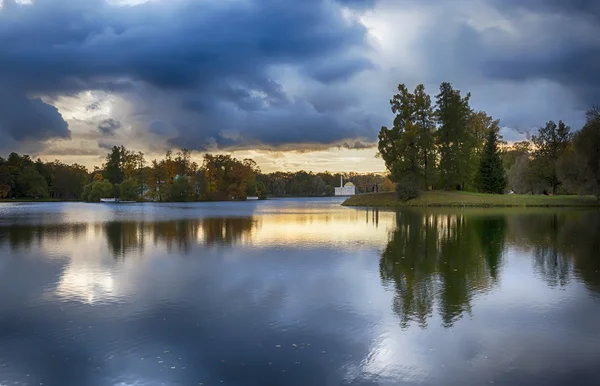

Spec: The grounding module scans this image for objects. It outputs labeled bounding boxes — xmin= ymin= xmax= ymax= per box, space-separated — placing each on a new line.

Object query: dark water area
xmin=0 ymin=198 xmax=599 ymax=386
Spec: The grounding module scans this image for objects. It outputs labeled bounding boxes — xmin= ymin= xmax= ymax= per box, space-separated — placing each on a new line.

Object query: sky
xmin=0 ymin=0 xmax=598 ymax=173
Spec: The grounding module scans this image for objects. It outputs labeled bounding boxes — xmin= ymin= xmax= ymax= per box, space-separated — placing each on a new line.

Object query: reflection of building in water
xmin=335 ymin=176 xmax=356 ymax=196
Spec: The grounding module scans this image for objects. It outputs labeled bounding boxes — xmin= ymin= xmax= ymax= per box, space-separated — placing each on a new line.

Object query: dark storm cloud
xmin=97 ymin=118 xmax=121 ymax=136
xmin=0 ymin=91 xmax=70 ymax=144
xmin=1 ymin=0 xmax=598 ymax=153
xmin=0 ymin=0 xmax=376 ymax=151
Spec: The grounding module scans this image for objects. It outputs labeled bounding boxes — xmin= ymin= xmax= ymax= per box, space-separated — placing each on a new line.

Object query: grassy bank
xmin=342 ymin=191 xmax=600 ymax=208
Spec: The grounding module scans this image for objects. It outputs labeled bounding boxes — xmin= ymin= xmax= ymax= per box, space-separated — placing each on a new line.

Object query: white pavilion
xmin=335 ymin=176 xmax=356 ymax=196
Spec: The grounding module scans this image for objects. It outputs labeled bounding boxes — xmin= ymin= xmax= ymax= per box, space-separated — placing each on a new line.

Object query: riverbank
xmin=342 ymin=191 xmax=600 ymax=208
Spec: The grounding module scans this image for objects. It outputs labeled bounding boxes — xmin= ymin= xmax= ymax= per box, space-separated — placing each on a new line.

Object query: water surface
xmin=1 ymin=199 xmax=599 ymax=386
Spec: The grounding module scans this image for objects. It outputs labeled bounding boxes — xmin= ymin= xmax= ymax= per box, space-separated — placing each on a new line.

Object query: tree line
xmin=379 ymin=82 xmax=600 ymax=200
xmin=0 ymin=146 xmax=393 ymax=202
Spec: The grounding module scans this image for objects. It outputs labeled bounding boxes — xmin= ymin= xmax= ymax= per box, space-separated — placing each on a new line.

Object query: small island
xmin=351 ymin=82 xmax=600 ymax=208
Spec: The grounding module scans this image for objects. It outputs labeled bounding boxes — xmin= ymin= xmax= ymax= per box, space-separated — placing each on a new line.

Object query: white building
xmin=335 ymin=176 xmax=356 ymax=196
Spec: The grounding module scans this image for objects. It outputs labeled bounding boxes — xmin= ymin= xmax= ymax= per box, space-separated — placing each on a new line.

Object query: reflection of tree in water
xmin=380 ymin=210 xmax=507 ymax=328
xmin=511 ymin=210 xmax=600 ymax=292
xmin=102 ymin=217 xmax=256 ymax=257
xmin=103 ymin=221 xmax=146 ymax=258
xmin=0 ymin=223 xmax=87 ymax=251
xmin=200 ymin=218 xmax=255 ymax=246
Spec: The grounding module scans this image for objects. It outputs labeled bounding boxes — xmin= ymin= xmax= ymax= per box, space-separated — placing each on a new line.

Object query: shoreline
xmin=341 ymin=191 xmax=600 ymax=208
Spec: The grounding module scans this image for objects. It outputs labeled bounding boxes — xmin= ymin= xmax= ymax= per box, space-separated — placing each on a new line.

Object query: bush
xmin=395 ymin=177 xmax=421 ymax=201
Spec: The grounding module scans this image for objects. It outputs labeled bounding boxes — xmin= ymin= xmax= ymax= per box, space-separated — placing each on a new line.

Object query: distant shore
xmin=341 ymin=191 xmax=600 ymax=208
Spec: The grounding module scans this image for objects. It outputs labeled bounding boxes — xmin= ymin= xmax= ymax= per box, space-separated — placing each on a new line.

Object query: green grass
xmin=342 ymin=191 xmax=600 ymax=208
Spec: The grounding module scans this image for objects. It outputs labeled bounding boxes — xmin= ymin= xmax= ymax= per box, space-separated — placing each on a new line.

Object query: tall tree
xmin=378 ymin=84 xmax=416 ymax=182
xmin=477 ymin=127 xmax=507 ymax=194
xmin=435 ymin=82 xmax=473 ymax=190
xmin=104 ymin=146 xmax=124 ymax=184
xmin=573 ymin=107 xmax=600 ymax=199
xmin=531 ymin=120 xmax=573 ymax=194
xmin=413 ymin=84 xmax=436 ymax=188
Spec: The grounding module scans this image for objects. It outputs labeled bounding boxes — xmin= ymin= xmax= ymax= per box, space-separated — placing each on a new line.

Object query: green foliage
xmin=246 ymin=181 xmax=257 ymax=197
xmin=272 ymin=179 xmax=286 ymax=196
xmin=435 ymin=82 xmax=474 ymax=190
xmin=17 ymin=166 xmax=49 ymax=198
xmin=169 ymin=176 xmax=193 ymax=202
xmin=256 ymin=181 xmax=268 ymax=199
xmin=477 ymin=127 xmax=507 ymax=194
xmin=395 ymin=175 xmax=421 ymax=201
xmin=572 ymin=107 xmax=600 ymax=199
xmin=82 ymin=180 xmax=114 ymax=202
xmin=119 ymin=178 xmax=139 ymax=201
xmin=531 ymin=120 xmax=573 ymax=194
xmin=104 ymin=146 xmax=125 ymax=184
xmin=312 ymin=176 xmax=326 ymax=196
xmin=378 ymin=84 xmax=436 ymax=187
xmin=324 ymin=184 xmax=334 ymax=196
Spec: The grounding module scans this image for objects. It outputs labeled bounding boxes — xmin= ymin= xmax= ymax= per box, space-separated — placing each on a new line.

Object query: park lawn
xmin=342 ymin=191 xmax=600 ymax=208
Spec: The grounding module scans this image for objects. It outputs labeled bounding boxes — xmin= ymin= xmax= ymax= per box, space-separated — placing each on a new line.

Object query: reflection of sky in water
xmin=0 ymin=201 xmax=599 ymax=385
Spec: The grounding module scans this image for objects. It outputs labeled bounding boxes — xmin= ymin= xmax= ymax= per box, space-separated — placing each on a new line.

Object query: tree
xmin=435 ymin=82 xmax=473 ymax=190
xmin=17 ymin=167 xmax=49 ymax=198
xmin=246 ymin=180 xmax=257 ymax=197
xmin=169 ymin=176 xmax=192 ymax=202
xmin=477 ymin=127 xmax=507 ymax=194
xmin=413 ymin=84 xmax=437 ymax=188
xmin=470 ymin=111 xmax=501 ymax=186
xmin=82 ymin=180 xmax=113 ymax=202
xmin=324 ymin=184 xmax=334 ymax=196
xmin=119 ymin=178 xmax=138 ymax=201
xmin=312 ymin=176 xmax=326 ymax=196
xmin=531 ymin=120 xmax=573 ymax=195
xmin=104 ymin=146 xmax=124 ymax=184
xmin=573 ymin=107 xmax=600 ymax=198
xmin=379 ymin=84 xmax=420 ymax=185
xmin=0 ymin=165 xmax=11 ymax=198
xmin=51 ymin=162 xmax=88 ymax=200
xmin=272 ymin=178 xmax=286 ymax=196
xmin=256 ymin=181 xmax=268 ymax=199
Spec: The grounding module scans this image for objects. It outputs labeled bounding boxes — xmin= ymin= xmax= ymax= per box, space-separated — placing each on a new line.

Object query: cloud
xmin=97 ymin=118 xmax=121 ymax=136
xmin=0 ymin=0 xmax=376 ymax=152
xmin=0 ymin=91 xmax=70 ymax=151
xmin=1 ymin=0 xmax=598 ymax=157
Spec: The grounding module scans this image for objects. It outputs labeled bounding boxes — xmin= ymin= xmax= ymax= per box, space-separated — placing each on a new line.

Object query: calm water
xmin=1 ymin=199 xmax=599 ymax=386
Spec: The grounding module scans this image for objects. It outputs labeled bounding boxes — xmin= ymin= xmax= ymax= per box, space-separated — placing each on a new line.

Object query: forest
xmin=0 ymin=147 xmax=392 ymax=202
xmin=379 ymin=82 xmax=600 ymax=200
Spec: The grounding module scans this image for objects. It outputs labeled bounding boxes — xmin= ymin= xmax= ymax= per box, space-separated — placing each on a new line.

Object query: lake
xmin=0 ymin=198 xmax=599 ymax=386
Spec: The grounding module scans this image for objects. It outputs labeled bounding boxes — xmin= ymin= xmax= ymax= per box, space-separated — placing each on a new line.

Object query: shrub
xmin=395 ymin=177 xmax=421 ymax=201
